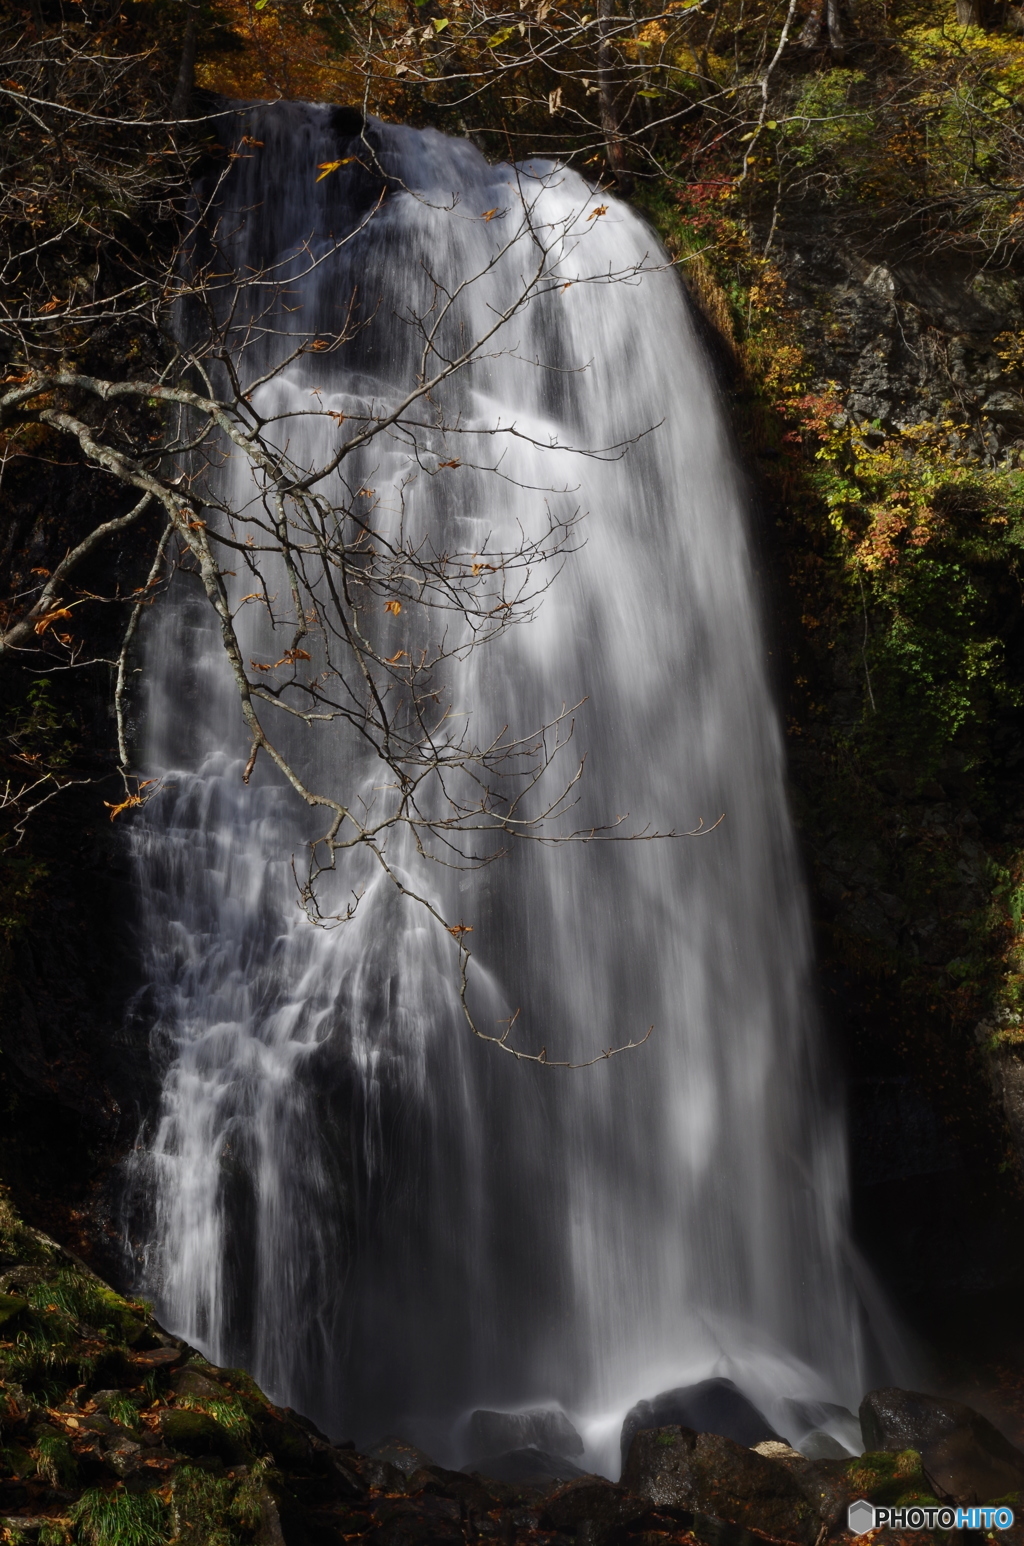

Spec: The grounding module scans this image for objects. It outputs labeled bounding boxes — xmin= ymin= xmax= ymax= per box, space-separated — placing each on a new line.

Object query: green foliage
xmin=9 ymin=681 xmax=76 ymax=772
xmin=786 ymin=70 xmax=874 ymax=169
xmin=70 ymin=1487 xmax=166 ymax=1546
xmin=23 ymin=1269 xmax=146 ymax=1346
xmin=39 ymin=1523 xmax=73 ymax=1546
xmin=0 ymin=1250 xmax=154 ymax=1402
xmin=105 ymin=1393 xmax=142 ymax=1433
xmin=37 ymin=1432 xmax=78 ymax=1488
xmin=207 ymin=1398 xmax=250 ymax=1439
xmin=230 ymin=1458 xmax=277 ymax=1532
xmin=170 ymin=1466 xmax=240 ymax=1546
xmin=0 ymin=848 xmax=49 ymax=945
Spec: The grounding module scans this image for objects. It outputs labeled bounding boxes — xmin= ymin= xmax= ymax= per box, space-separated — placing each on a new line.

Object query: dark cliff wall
xmin=0 ymin=446 xmax=163 ymax=1254
xmin=641 ymin=176 xmax=1024 ymax=1386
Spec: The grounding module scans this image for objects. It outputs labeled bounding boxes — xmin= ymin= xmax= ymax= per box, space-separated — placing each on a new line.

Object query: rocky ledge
xmin=2 ymin=1191 xmax=1023 ymax=1546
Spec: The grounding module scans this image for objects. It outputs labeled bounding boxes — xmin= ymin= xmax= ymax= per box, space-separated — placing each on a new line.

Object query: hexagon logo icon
xmin=847 ymin=1499 xmax=876 ymax=1535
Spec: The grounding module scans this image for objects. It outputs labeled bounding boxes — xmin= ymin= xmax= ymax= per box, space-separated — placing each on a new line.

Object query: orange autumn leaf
xmin=104 ymin=793 xmax=144 ymax=821
xmin=33 ymin=607 xmax=73 ymax=634
xmin=249 ymin=647 xmax=312 ymax=672
xmin=384 ymin=599 xmax=402 ymax=615
xmin=316 ymin=157 xmax=355 ymax=181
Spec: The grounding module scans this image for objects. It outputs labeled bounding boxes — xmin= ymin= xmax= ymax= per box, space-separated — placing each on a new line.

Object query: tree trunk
xmin=597 ymin=0 xmax=632 ymax=196
xmin=798 ymin=1 xmax=824 ymax=46
xmin=956 ymin=0 xmax=984 ymax=24
xmin=171 ymin=8 xmax=199 ymax=122
xmin=826 ymin=0 xmax=845 ymax=59
xmin=800 ymin=0 xmax=849 ymax=53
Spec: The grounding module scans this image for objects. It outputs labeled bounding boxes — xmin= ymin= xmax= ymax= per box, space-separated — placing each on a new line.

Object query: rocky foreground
xmin=1 ymin=1191 xmax=1022 ymax=1546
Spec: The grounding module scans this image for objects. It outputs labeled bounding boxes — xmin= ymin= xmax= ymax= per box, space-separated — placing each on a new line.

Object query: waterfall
xmin=124 ymin=101 xmax=897 ymax=1473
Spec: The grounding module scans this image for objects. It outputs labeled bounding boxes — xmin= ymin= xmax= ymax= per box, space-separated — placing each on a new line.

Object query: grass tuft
xmin=36 ymin=1432 xmax=78 ymax=1487
xmin=70 ymin=1485 xmax=166 ymax=1546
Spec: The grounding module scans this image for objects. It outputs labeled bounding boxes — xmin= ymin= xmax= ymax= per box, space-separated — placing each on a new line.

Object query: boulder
xmin=799 ymin=1430 xmax=853 ymax=1460
xmin=160 ymin=1408 xmax=246 ymax=1465
xmin=129 ymin=1345 xmax=184 ymax=1372
xmin=621 ymin=1424 xmax=819 ymax=1545
xmin=369 ymin=1494 xmax=463 ymax=1546
xmin=781 ymin=1398 xmax=861 ymax=1456
xmin=324 ymin=1446 xmax=370 ymax=1498
xmin=405 ymin=1463 xmax=498 ymax=1514
xmin=465 ymin=1446 xmax=589 ymax=1485
xmin=171 ymin=1369 xmax=232 ymax=1403
xmin=467 ymin=1406 xmax=584 ymax=1461
xmin=103 ymin=1436 xmax=145 ymax=1478
xmin=253 ymin=1487 xmax=288 ymax=1546
xmin=541 ymin=1476 xmax=647 ymax=1541
xmin=280 ymin=1405 xmax=332 ymax=1445
xmin=778 ymin=1449 xmax=934 ymax=1532
xmin=620 ymin=1378 xmax=778 ymax=1467
xmin=349 ymin=1451 xmax=408 ymax=1492
xmin=366 ymin=1435 xmax=436 ymax=1476
xmin=860 ymin=1388 xmax=1024 ymax=1502
xmin=255 ymin=1409 xmax=317 ymax=1470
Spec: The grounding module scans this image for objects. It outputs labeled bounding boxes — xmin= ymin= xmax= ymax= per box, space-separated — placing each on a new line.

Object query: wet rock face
xmin=620 ymin=1425 xmax=820 ymax=1546
xmin=467 ymin=1406 xmax=585 ymax=1461
xmin=465 ymin=1447 xmax=590 ymax=1484
xmin=364 ymin=1435 xmax=436 ymax=1477
xmin=540 ymin=1476 xmax=642 ymax=1534
xmin=774 ymin=232 xmax=1024 ymax=461
xmin=620 ymin=1378 xmax=779 ymax=1467
xmin=860 ymin=1386 xmax=1024 ymax=1501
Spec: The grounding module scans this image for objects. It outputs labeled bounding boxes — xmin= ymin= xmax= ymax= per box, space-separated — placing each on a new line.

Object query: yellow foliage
xmin=195 ymin=1 xmax=370 ymax=106
xmin=636 ymin=20 xmax=668 ymax=46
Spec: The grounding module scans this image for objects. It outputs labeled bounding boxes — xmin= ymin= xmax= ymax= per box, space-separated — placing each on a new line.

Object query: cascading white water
xmin=125 ymin=102 xmax=899 ymax=1473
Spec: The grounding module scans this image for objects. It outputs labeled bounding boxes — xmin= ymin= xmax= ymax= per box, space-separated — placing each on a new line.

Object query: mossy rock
xmin=161 ymin=1408 xmax=248 ymax=1464
xmin=85 ymin=1346 xmax=131 ymax=1390
xmin=36 ymin=1432 xmax=78 ymax=1487
xmin=257 ymin=1411 xmax=314 ymax=1469
xmin=845 ymin=1448 xmax=928 ymax=1503
xmin=172 ymin=1368 xmax=232 ymax=1402
xmin=216 ymin=1365 xmax=275 ymax=1415
xmin=0 ymin=1293 xmax=27 ymax=1326
xmin=2 ymin=1443 xmax=36 ymax=1479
